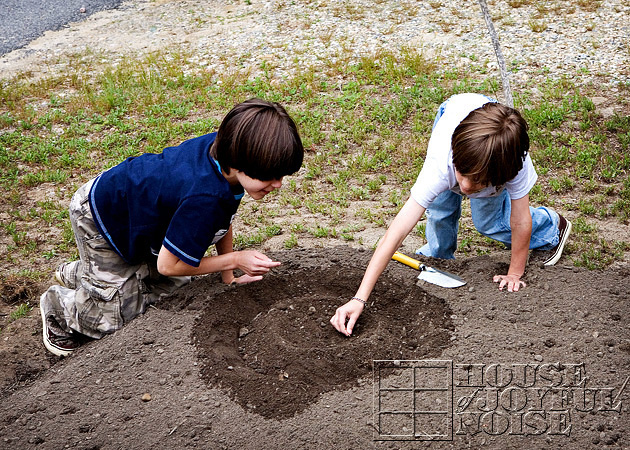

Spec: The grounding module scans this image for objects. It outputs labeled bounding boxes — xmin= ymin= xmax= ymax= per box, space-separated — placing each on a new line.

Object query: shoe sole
xmin=39 ymin=295 xmax=73 ymax=357
xmin=543 ymin=219 xmax=572 ymax=266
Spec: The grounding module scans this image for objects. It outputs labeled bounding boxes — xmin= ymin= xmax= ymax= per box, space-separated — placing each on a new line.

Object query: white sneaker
xmin=543 ymin=215 xmax=572 ymax=266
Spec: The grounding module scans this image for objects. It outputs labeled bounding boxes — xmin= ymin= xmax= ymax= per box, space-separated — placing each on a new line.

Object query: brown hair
xmin=211 ymin=98 xmax=304 ymax=181
xmin=451 ymin=102 xmax=529 ymax=187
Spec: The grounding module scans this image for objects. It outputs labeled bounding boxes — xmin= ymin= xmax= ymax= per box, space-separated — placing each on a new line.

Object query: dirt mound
xmin=187 ymin=256 xmax=453 ymax=418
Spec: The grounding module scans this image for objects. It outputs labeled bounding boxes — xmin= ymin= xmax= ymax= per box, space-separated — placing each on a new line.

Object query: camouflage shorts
xmin=40 ymin=178 xmax=190 ymax=339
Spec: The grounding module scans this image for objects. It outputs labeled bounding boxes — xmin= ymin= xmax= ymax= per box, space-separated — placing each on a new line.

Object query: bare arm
xmin=156 ymin=226 xmax=280 ymax=281
xmin=215 ymin=225 xmax=237 ymax=284
xmin=355 ymin=198 xmax=427 ymax=302
xmin=330 ymin=197 xmax=427 ymax=336
xmin=493 ymin=194 xmax=531 ymax=292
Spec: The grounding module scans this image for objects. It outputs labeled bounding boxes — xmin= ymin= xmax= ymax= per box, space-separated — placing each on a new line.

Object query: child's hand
xmin=232 ymin=274 xmax=265 ymax=284
xmin=221 ymin=271 xmax=264 ymax=285
xmin=235 ymin=250 xmax=281 ymax=277
xmin=330 ymin=299 xmax=365 ymax=336
xmin=492 ymin=274 xmax=526 ymax=292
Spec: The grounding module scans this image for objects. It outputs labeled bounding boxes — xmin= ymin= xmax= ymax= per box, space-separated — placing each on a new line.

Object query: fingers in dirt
xmin=330 ymin=312 xmax=351 ymax=337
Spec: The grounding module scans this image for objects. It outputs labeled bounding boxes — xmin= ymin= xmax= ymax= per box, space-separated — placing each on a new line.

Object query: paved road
xmin=0 ymin=0 xmax=122 ymax=56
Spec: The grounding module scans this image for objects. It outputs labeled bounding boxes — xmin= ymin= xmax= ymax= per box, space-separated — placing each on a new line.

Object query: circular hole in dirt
xmin=189 ymin=248 xmax=454 ymax=419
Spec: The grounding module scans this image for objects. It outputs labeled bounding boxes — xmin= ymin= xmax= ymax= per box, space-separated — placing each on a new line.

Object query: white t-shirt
xmin=410 ymin=93 xmax=537 ymax=209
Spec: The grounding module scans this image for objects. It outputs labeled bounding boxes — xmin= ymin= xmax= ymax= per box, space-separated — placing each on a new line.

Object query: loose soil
xmin=1 ymin=246 xmax=629 ymax=449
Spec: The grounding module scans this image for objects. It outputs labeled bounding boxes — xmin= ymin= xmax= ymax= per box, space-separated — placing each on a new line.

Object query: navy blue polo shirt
xmin=89 ymin=133 xmax=243 ymax=267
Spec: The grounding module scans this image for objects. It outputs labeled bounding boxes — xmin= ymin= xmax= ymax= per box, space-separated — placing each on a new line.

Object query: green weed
xmin=284 ymin=233 xmax=298 ymax=249
xmin=9 ymin=302 xmax=32 ymax=322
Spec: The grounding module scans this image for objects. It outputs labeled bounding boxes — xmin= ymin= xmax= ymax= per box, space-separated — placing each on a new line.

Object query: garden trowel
xmin=392 ymin=252 xmax=466 ymax=288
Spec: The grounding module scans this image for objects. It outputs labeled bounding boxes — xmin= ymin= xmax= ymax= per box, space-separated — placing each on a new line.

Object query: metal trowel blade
xmin=417 ymin=265 xmax=467 ymax=288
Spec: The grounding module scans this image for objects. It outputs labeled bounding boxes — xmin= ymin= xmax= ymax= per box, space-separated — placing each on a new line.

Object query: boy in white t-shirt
xmin=331 ymin=93 xmax=571 ymax=336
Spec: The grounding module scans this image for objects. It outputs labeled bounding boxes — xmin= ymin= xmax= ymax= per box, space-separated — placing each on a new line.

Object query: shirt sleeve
xmin=162 ymin=195 xmax=232 ymax=267
xmin=410 ymin=162 xmax=452 ymax=208
xmin=505 ymin=154 xmax=538 ymax=200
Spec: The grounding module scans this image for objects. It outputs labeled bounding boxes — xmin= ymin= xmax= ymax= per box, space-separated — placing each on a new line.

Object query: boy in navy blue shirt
xmin=40 ymin=98 xmax=304 ymax=356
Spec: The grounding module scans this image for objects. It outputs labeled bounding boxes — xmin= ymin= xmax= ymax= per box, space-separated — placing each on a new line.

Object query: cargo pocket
xmin=86 ymin=283 xmax=118 ymax=302
xmin=76 ymin=287 xmax=123 ymax=337
xmin=115 ymin=264 xmax=151 ymax=324
xmin=75 ymin=233 xmax=129 ymax=336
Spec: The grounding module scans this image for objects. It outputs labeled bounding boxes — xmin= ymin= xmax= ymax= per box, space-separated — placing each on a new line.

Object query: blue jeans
xmin=417 ymin=189 xmax=560 ymax=259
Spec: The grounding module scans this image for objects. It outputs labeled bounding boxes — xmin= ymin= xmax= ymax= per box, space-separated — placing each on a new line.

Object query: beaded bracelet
xmin=351 ymin=296 xmax=367 ymax=307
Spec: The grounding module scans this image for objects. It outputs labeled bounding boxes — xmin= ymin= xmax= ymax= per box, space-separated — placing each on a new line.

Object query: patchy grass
xmin=1 ymin=45 xmax=628 ymax=286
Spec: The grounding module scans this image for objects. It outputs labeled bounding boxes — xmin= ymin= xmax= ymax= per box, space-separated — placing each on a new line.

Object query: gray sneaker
xmin=40 ymin=296 xmax=82 ymax=357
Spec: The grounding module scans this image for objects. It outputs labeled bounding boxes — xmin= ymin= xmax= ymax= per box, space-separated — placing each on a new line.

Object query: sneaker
xmin=55 ymin=262 xmax=76 ymax=289
xmin=39 ymin=299 xmax=80 ymax=357
xmin=543 ymin=215 xmax=572 ymax=266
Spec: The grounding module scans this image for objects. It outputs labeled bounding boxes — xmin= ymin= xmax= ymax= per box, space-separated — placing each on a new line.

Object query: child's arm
xmin=215 ymin=225 xmax=236 ymax=283
xmin=330 ymin=197 xmax=426 ymax=336
xmin=493 ymin=195 xmax=532 ymax=292
xmin=156 ymin=227 xmax=280 ymax=280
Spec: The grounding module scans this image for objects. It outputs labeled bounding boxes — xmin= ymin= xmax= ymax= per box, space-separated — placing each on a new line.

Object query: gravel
xmin=0 ymin=0 xmax=122 ymax=56
xmin=1 ymin=0 xmax=628 ymax=93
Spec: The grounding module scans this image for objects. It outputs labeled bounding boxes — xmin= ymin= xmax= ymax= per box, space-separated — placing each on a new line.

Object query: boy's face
xmin=234 ymin=171 xmax=283 ymax=200
xmin=455 ymin=170 xmax=488 ymax=195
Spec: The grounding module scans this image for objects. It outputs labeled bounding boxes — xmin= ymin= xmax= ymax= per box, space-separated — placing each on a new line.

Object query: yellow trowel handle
xmin=392 ymin=251 xmax=422 ymax=270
